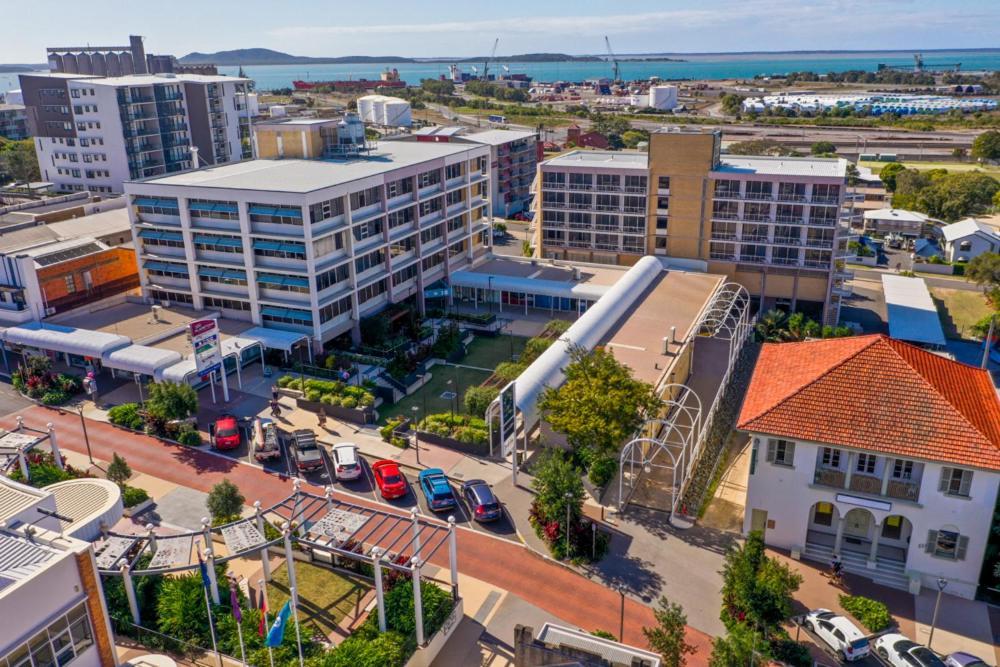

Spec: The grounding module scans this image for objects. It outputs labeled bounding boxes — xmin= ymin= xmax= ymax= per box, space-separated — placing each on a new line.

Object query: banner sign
xmin=499 ymin=381 xmax=516 ymax=457
xmin=190 ymin=318 xmax=223 ymax=376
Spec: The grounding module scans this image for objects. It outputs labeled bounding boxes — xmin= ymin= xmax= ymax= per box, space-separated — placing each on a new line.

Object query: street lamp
xmin=446 ymin=379 xmax=455 ymax=418
xmin=927 ymin=577 xmax=948 ymax=649
xmin=411 ymin=405 xmax=421 ymax=467
xmin=564 ymin=491 xmax=573 ymax=558
xmin=77 ymin=405 xmax=94 ymax=465
xmin=617 ymin=584 xmax=626 ymax=643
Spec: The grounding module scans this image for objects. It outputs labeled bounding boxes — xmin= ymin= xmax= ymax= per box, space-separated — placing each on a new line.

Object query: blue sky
xmin=3 ymin=0 xmax=999 ymax=62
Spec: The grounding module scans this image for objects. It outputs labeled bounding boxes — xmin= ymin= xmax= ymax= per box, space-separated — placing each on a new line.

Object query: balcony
xmin=774 ymin=236 xmax=801 ymax=245
xmin=813 ymin=467 xmax=846 ymax=489
xmin=745 ymin=191 xmax=774 ymax=201
xmin=595 ymin=184 xmax=622 ymax=192
xmin=740 ymin=234 xmax=770 ymax=243
xmin=710 ymin=252 xmax=737 ymax=261
xmin=810 ymin=217 xmax=838 ymax=227
xmin=739 ymin=254 xmax=767 ymax=264
xmin=849 ymin=473 xmax=883 ymax=495
xmin=567 ymin=183 xmax=593 ymax=191
xmin=742 ymin=214 xmax=772 ymax=223
xmin=595 ymin=204 xmax=621 ymax=212
xmin=543 ymin=181 xmax=566 ymax=190
xmin=622 ymin=206 xmax=645 ymax=214
xmin=776 ymin=192 xmax=809 ymax=203
xmin=772 ymin=256 xmax=801 ymax=266
xmin=806 ymin=239 xmax=835 ymax=249
xmin=714 ymin=189 xmax=741 ymax=199
xmin=886 ymin=479 xmax=920 ymax=502
xmin=624 ymin=186 xmax=646 ymax=194
xmin=812 ymin=195 xmax=841 ymax=205
xmin=711 ymin=232 xmax=737 ymax=241
xmin=775 ymin=216 xmax=806 ymax=225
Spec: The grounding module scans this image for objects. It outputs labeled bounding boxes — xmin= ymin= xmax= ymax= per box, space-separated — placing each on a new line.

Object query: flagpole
xmin=258 ymin=578 xmax=274 ymax=667
xmin=292 ymin=587 xmax=304 ymax=667
xmin=230 ymin=579 xmax=247 ymax=667
xmin=236 ymin=616 xmax=246 ymax=667
xmin=202 ymin=550 xmax=222 ymax=667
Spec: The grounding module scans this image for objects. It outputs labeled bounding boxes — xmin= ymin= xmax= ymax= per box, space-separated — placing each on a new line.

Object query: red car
xmin=371 ymin=460 xmax=408 ymax=500
xmin=211 ymin=414 xmax=241 ymax=450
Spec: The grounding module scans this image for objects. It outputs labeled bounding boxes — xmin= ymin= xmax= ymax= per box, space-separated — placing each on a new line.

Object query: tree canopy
xmin=539 ymin=345 xmax=661 ymax=458
xmin=720 ymin=93 xmax=744 ymax=115
xmin=810 ymin=140 xmax=836 ymax=155
xmin=0 ymin=139 xmax=40 ymax=184
xmin=891 ymin=169 xmax=1000 ymax=221
xmin=878 ymin=162 xmax=907 ymax=192
xmin=530 ymin=448 xmax=585 ymax=526
xmin=726 ymin=139 xmax=798 ymax=157
xmin=720 ymin=531 xmax=802 ymax=631
xmin=643 ymin=596 xmax=697 ymax=667
xmin=972 ymin=130 xmax=1000 ymax=161
xmin=206 ymin=479 xmax=245 ymax=522
xmin=145 ymin=381 xmax=198 ymax=421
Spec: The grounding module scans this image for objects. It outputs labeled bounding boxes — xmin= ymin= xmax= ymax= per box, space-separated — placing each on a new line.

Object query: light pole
xmin=134 ymin=373 xmax=144 ymax=406
xmin=564 ymin=491 xmax=573 ymax=558
xmin=411 ymin=405 xmax=421 ymax=467
xmin=77 ymin=405 xmax=94 ymax=465
xmin=617 ymin=585 xmax=626 ymax=643
xmin=446 ymin=379 xmax=454 ymax=418
xmin=927 ymin=577 xmax=948 ymax=650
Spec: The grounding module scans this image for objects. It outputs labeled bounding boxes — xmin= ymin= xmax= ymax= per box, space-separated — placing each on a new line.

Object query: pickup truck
xmin=291 ymin=429 xmax=323 ymax=473
xmin=252 ymin=417 xmax=282 ymax=462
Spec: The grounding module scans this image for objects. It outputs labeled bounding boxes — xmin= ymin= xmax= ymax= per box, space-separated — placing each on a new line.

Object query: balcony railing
xmin=741 ymin=234 xmax=770 ymax=243
xmin=711 ymin=232 xmax=738 ymax=240
xmin=624 ymin=186 xmax=646 ymax=194
xmin=743 ymin=214 xmax=772 ymax=222
xmin=812 ymin=196 xmax=841 ymax=205
xmin=567 ymin=183 xmax=593 ymax=191
xmin=850 ymin=473 xmax=883 ymax=495
xmin=813 ymin=467 xmax=846 ymax=489
xmin=745 ymin=191 xmax=774 ymax=201
xmin=776 ymin=192 xmax=808 ymax=203
xmin=886 ymin=479 xmax=920 ymax=501
xmin=772 ymin=256 xmax=801 ymax=266
xmin=714 ymin=190 xmax=741 ymax=199
xmin=595 ymin=184 xmax=622 ymax=192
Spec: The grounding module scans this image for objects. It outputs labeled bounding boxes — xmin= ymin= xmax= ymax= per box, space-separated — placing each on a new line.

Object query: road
xmin=7 ymin=405 xmax=714 ymax=661
xmin=850 ymin=267 xmax=980 ymax=291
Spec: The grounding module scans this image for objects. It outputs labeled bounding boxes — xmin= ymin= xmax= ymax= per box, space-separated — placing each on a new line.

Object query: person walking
xmin=829 ymin=554 xmax=843 ymax=585
xmin=317 ymin=407 xmax=327 ymax=430
xmin=270 ymin=400 xmax=282 ymax=419
xmin=271 ymin=384 xmax=279 ymax=401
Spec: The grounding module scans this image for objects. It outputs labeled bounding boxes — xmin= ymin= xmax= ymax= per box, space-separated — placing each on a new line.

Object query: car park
xmin=418 ymin=468 xmax=456 ymax=511
xmin=944 ymin=652 xmax=991 ymax=667
xmin=331 ymin=443 xmax=362 ymax=481
xmin=803 ymin=609 xmax=870 ymax=662
xmin=874 ymin=634 xmax=946 ymax=667
xmin=290 ymin=429 xmax=323 ymax=473
xmin=461 ymin=479 xmax=502 ymax=522
xmin=211 ymin=414 xmax=241 ymax=451
xmin=372 ymin=460 xmax=407 ymax=499
xmin=251 ymin=417 xmax=282 ymax=462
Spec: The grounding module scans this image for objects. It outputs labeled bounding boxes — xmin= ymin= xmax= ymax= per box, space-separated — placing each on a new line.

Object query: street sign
xmin=190 ymin=318 xmax=223 ymax=376
xmin=499 ymin=381 xmax=516 ymax=457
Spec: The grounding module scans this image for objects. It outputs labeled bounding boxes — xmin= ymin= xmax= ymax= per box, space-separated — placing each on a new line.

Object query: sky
xmin=2 ymin=0 xmax=999 ymax=63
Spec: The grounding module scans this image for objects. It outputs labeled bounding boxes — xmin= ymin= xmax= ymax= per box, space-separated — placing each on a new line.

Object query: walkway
xmin=4 ymin=404 xmax=714 ymax=662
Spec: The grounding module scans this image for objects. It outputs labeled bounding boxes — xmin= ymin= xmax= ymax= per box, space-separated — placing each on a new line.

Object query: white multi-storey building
xmin=738 ymin=334 xmax=1000 ymax=599
xmin=125 ymin=141 xmax=492 ymax=347
xmin=20 ymin=72 xmax=251 ymax=194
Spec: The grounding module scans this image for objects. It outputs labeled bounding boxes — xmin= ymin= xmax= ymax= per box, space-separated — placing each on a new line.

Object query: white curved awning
xmin=240 ymin=326 xmax=309 ymax=352
xmin=513 ymin=255 xmax=665 ymax=428
xmin=448 ymin=270 xmax=610 ymax=302
xmin=1 ymin=322 xmax=131 ymax=358
xmin=104 ymin=345 xmax=183 ymax=377
xmin=159 ymin=335 xmax=261 ymax=383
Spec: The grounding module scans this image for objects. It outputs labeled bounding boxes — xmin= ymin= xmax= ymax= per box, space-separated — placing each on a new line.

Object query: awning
xmin=252 ymin=239 xmax=304 ymax=253
xmin=256 ymin=273 xmax=309 ymax=288
xmin=138 ymin=229 xmax=183 ymax=242
xmin=260 ymin=306 xmax=313 ymax=324
xmin=198 ymin=266 xmax=247 ymax=281
xmin=249 ymin=205 xmax=302 ymax=219
xmin=448 ymin=270 xmax=610 ymax=302
xmin=133 ymin=197 xmax=178 ymax=209
xmin=143 ymin=261 xmax=188 ymax=275
xmin=193 ymin=235 xmax=242 ymax=248
xmin=104 ymin=344 xmax=183 ymax=377
xmin=189 ymin=201 xmax=238 ymax=214
xmin=240 ymin=326 xmax=310 ymax=352
xmin=1 ymin=322 xmax=131 ymax=358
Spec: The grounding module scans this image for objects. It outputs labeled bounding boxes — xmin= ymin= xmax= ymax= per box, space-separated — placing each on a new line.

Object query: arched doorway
xmin=806 ymin=502 xmax=840 ymax=549
xmin=877 ymin=515 xmax=912 ymax=563
xmin=841 ymin=508 xmax=876 ymax=556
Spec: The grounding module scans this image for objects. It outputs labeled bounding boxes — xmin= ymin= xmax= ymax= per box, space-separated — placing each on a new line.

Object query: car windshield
xmin=850 ymin=638 xmax=869 ymax=650
xmin=910 ymin=648 xmax=944 ymax=666
xmin=383 ymin=474 xmax=402 ymax=485
xmin=217 ymin=428 xmax=238 ymax=438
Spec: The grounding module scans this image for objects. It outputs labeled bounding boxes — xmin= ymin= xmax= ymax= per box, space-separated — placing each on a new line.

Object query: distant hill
xmin=0 ymin=64 xmax=47 ymax=73
xmin=179 ymin=49 xmax=416 ymax=66
xmin=453 ymin=53 xmax=603 ymax=63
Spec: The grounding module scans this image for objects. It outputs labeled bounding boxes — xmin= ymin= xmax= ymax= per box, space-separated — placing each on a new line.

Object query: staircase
xmin=803 ymin=540 xmax=909 ymax=591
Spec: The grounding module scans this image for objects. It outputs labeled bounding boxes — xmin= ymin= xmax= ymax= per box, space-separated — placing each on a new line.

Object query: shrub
xmin=341 ymin=396 xmax=358 ymax=409
xmin=591 ymin=629 xmax=617 ymax=640
xmin=418 ymin=413 xmax=489 ymax=445
xmin=277 ymin=375 xmax=293 ymax=388
xmin=380 ymin=415 xmax=406 ymax=442
xmin=305 ymin=388 xmax=322 ymax=402
xmin=588 ymin=455 xmax=617 ymax=488
xmin=770 ymin=638 xmax=812 ymax=667
xmin=206 ymin=480 xmax=245 ymax=522
xmin=176 ymin=428 xmax=202 ymax=447
xmin=494 ymin=361 xmax=523 ymax=382
xmin=839 ymin=594 xmax=892 ymax=632
xmin=109 ymin=403 xmax=144 ymax=430
xmin=40 ymin=389 xmax=70 ymax=405
xmin=521 ymin=336 xmax=553 ymax=364
xmin=122 ymin=485 xmax=150 ymax=508
xmin=145 ymin=381 xmax=198 ymax=421
xmin=464 ymin=385 xmax=499 ymax=418
xmin=106 ymin=453 xmax=132 ymax=486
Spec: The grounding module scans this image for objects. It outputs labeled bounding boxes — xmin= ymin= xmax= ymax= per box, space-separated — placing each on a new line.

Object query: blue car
xmin=418 ymin=468 xmax=456 ymax=511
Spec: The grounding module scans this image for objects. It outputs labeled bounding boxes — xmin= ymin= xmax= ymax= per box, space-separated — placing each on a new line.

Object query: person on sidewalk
xmin=271 ymin=384 xmax=279 ymax=401
xmin=317 ymin=407 xmax=327 ymax=430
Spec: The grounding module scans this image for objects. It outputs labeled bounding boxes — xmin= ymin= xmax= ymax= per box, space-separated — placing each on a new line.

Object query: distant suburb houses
xmin=739 ymin=334 xmax=1000 ymax=600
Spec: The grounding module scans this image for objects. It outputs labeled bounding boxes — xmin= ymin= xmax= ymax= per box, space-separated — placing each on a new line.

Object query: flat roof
xmin=54 ymin=302 xmax=252 ymax=346
xmin=83 ymin=73 xmax=249 ymax=87
xmin=463 ymin=129 xmax=537 ymax=146
xmin=881 ymin=274 xmax=947 ymax=348
xmin=864 ymin=208 xmax=929 ymax=223
xmin=542 ymin=150 xmax=649 ymax=170
xmin=135 ymin=142 xmax=487 ymax=193
xmin=1 ymin=321 xmax=131 ymax=358
xmin=0 ymin=104 xmax=25 ymax=112
xmin=256 ymin=118 xmax=338 ymax=128
xmin=464 ymin=256 xmax=625 ymax=287
xmin=716 ymin=155 xmax=848 ymax=178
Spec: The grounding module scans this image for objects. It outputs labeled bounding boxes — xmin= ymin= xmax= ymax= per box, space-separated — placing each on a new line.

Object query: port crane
xmin=482 ymin=38 xmax=499 ymax=81
xmin=605 ymin=35 xmax=621 ymax=83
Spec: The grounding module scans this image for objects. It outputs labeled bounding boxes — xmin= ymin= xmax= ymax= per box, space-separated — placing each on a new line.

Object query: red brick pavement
xmin=6 ymin=406 xmax=714 ymax=662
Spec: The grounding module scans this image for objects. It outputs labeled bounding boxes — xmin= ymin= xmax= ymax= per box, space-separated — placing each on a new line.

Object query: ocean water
xmin=3 ymin=50 xmax=999 ymax=93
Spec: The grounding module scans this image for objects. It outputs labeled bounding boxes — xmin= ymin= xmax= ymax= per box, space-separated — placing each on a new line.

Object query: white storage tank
xmin=382 ymin=98 xmax=412 ymax=127
xmin=648 ymin=85 xmax=678 ymax=110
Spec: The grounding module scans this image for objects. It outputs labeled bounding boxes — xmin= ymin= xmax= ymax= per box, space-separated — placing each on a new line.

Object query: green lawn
xmin=267 ymin=561 xmax=371 ymax=639
xmin=462 ymin=335 xmax=528 ymax=370
xmin=379 ymin=364 xmax=492 ymax=425
xmin=930 ymin=287 xmax=991 ymax=340
xmin=861 ymin=160 xmax=1000 ymax=175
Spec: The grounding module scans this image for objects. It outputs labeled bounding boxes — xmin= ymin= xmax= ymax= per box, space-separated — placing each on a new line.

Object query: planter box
xmin=296 ymin=397 xmax=374 ymax=425
xmin=123 ymin=498 xmax=153 ymax=518
xmin=416 ymin=429 xmax=490 ymax=457
xmin=405 ymin=597 xmax=464 ymax=667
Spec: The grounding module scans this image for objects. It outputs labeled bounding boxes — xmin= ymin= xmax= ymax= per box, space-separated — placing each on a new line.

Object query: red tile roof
xmin=737 ymin=334 xmax=1000 ymax=470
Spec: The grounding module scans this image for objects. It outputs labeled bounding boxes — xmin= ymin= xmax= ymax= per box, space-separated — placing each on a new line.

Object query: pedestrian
xmin=270 ymin=399 xmax=282 ymax=418
xmin=830 ymin=554 xmax=843 ymax=584
xmin=271 ymin=384 xmax=279 ymax=401
xmin=317 ymin=407 xmax=327 ymax=430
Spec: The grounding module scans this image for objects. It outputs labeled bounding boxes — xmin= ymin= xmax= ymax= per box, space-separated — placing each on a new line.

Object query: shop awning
xmin=104 ymin=344 xmax=183 ymax=377
xmin=138 ymin=229 xmax=183 ymax=242
xmin=1 ymin=322 xmax=131 ymax=359
xmin=193 ymin=235 xmax=242 ymax=248
xmin=240 ymin=326 xmax=310 ymax=352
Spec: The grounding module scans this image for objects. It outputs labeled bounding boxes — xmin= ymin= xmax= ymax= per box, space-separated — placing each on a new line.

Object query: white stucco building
xmin=739 ymin=334 xmax=1000 ymax=599
xmin=940 ymin=217 xmax=1000 ymax=263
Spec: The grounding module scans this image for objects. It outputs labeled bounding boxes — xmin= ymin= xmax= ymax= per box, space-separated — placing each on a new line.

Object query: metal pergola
xmin=95 ymin=481 xmax=459 ymax=646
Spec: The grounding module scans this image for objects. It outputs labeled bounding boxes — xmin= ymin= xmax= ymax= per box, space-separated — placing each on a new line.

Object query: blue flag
xmin=265 ymin=600 xmax=292 ymax=648
xmin=198 ymin=553 xmax=212 ymax=592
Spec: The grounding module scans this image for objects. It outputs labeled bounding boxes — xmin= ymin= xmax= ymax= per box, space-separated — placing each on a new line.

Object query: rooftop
xmin=133 ymin=142 xmax=487 ymax=193
xmin=80 ymin=73 xmax=249 ymax=87
xmin=864 ymin=208 xmax=931 ymax=223
xmin=463 ymin=129 xmax=538 ymax=146
xmin=715 ymin=155 xmax=848 ymax=179
xmin=941 ymin=217 xmax=1000 ymax=242
xmin=737 ymin=334 xmax=1000 ymax=470
xmin=255 ymin=118 xmax=339 ymax=128
xmin=881 ymin=274 xmax=947 ymax=348
xmin=0 ymin=208 xmax=131 ymax=256
xmin=541 ymin=150 xmax=649 ymax=170
xmin=53 ymin=301 xmax=251 ymax=347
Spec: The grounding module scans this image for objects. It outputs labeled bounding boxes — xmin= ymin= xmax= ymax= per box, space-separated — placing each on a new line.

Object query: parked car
xmin=290 ymin=429 xmax=323 ymax=472
xmin=944 ymin=652 xmax=991 ymax=667
xmin=211 ymin=414 xmax=241 ymax=451
xmin=803 ymin=609 xmax=871 ymax=662
xmin=461 ymin=479 xmax=502 ymax=522
xmin=418 ymin=468 xmax=456 ymax=511
xmin=331 ymin=443 xmax=362 ymax=481
xmin=874 ymin=634 xmax=945 ymax=667
xmin=372 ymin=460 xmax=407 ymax=499
xmin=251 ymin=417 xmax=281 ymax=462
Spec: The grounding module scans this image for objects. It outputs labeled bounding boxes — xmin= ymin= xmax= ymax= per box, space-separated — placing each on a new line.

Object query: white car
xmin=803 ymin=609 xmax=871 ymax=662
xmin=875 ymin=633 xmax=946 ymax=667
xmin=331 ymin=443 xmax=362 ymax=481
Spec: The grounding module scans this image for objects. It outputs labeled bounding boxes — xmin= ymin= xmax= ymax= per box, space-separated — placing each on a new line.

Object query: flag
xmin=230 ymin=583 xmax=242 ymax=624
xmin=197 ymin=553 xmax=212 ymax=592
xmin=258 ymin=591 xmax=267 ymax=638
xmin=265 ymin=600 xmax=291 ymax=648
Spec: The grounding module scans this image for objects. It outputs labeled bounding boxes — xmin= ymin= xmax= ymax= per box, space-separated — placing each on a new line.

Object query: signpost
xmin=190 ymin=319 xmax=228 ymax=402
xmin=499 ymin=382 xmax=518 ymax=484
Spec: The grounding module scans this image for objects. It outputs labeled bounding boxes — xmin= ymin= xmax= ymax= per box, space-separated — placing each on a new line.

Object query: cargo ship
xmin=293 ymin=67 xmax=407 ymax=91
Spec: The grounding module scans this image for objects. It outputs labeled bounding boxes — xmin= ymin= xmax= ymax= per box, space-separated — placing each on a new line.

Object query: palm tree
xmin=755 ymin=309 xmax=789 ymax=342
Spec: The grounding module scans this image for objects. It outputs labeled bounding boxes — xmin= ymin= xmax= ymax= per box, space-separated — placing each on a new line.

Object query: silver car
xmin=332 ymin=443 xmax=362 ymax=481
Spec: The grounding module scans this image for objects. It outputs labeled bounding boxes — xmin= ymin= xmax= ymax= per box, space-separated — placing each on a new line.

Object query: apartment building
xmin=125 ymin=140 xmax=492 ymax=347
xmin=253 ymin=115 xmax=368 ymax=160
xmin=739 ymin=335 xmax=1000 ymax=599
xmin=0 ymin=103 xmax=30 ymax=140
xmin=19 ymin=72 xmax=251 ymax=194
xmin=535 ymin=128 xmax=850 ymax=322
xmin=461 ymin=129 xmax=540 ymax=218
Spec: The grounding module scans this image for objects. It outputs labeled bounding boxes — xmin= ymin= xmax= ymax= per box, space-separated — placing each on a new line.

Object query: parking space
xmin=793 ymin=614 xmax=890 ymax=667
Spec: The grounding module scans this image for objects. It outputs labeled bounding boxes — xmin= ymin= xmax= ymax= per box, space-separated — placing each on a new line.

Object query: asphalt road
xmin=0 ymin=376 xmax=35 ymax=416
xmin=851 ymin=267 xmax=981 ymax=291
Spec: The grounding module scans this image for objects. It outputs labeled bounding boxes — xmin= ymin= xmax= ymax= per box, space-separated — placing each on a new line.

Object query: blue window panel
xmin=252 ymin=239 xmax=282 ymax=251
xmin=198 ymin=266 xmax=226 ymax=277
xmin=215 ymin=237 xmax=243 ymax=248
xmin=194 ymin=235 xmax=242 ymax=248
xmin=248 ymin=205 xmax=277 ymax=216
xmin=260 ymin=306 xmax=287 ymax=317
xmin=188 ymin=202 xmax=216 ymax=212
xmin=279 ymin=242 xmax=305 ymax=253
xmin=214 ymin=202 xmax=239 ymax=213
xmin=285 ymin=276 xmax=310 ymax=288
xmin=133 ymin=197 xmax=158 ymax=207
xmin=256 ymin=274 xmax=286 ymax=286
xmin=273 ymin=207 xmax=302 ymax=219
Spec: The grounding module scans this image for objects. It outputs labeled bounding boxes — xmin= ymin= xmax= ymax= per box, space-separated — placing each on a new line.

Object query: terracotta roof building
xmin=738 ymin=334 xmax=1000 ymax=600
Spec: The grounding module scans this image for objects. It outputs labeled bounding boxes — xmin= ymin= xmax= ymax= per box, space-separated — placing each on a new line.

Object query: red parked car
xmin=211 ymin=414 xmax=241 ymax=450
xmin=371 ymin=460 xmax=408 ymax=500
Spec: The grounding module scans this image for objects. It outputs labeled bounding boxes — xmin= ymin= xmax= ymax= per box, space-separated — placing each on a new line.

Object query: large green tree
xmin=810 ymin=140 xmax=836 ymax=155
xmin=0 ymin=139 xmax=41 ymax=184
xmin=643 ymin=596 xmax=697 ymax=667
xmin=145 ymin=381 xmax=198 ymax=421
xmin=530 ymin=449 xmax=585 ymax=527
xmin=972 ymin=130 xmax=1000 ymax=161
xmin=539 ymin=345 xmax=661 ymax=459
xmin=709 ymin=623 xmax=768 ymax=667
xmin=720 ymin=93 xmax=745 ymax=115
xmin=878 ymin=162 xmax=907 ymax=192
xmin=206 ymin=479 xmax=245 ymax=522
xmin=720 ymin=531 xmax=802 ymax=632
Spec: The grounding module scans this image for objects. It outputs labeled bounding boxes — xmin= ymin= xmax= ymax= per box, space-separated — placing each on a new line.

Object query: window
xmin=959 ymin=241 xmax=972 ymax=252
xmin=354 ymin=249 xmax=385 ymax=274
xmin=821 ymin=447 xmax=841 ymax=468
xmin=250 ymin=204 xmax=303 ymax=226
xmin=64 ymin=275 xmax=76 ymax=293
xmin=1 ymin=602 xmax=93 ymax=667
xmin=939 ymin=467 xmax=972 ymax=498
xmin=445 ymin=163 xmax=463 ymax=180
xmin=418 ymin=169 xmax=441 ymax=188
xmin=392 ymin=263 xmax=418 ymax=286
xmin=319 ymin=295 xmax=352 ymax=323
xmin=315 ymin=263 xmax=350 ymax=291
xmin=308 ymin=197 xmax=345 ymax=223
xmin=855 ymin=453 xmax=877 ymax=475
xmin=766 ymin=439 xmax=794 ymax=467
xmin=349 ymin=186 xmax=382 ymax=210
xmin=927 ymin=528 xmax=968 ymax=560
xmin=656 ymin=216 xmax=668 ymax=231
xmin=203 ymin=296 xmax=251 ymax=311
xmin=386 ymin=177 xmax=413 ymax=198
xmin=624 ymin=175 xmax=646 ymax=192
xmin=892 ymin=459 xmax=914 ymax=480
xmin=654 ymin=237 xmax=667 ymax=250
xmin=812 ymin=502 xmax=834 ymax=527
xmin=658 ymin=176 xmax=671 ymax=190
xmin=357 ymin=278 xmax=388 ymax=304
xmin=388 ymin=205 xmax=415 ymax=229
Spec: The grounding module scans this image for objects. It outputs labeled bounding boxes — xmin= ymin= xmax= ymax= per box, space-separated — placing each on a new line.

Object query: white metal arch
xmin=698 ymin=283 xmax=751 ymax=341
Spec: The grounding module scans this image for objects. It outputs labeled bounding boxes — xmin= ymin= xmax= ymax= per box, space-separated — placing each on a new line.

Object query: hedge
xmin=278 ymin=375 xmax=375 ymax=407
xmin=108 ymin=403 xmax=144 ymax=430
xmin=839 ymin=594 xmax=892 ymax=632
xmin=122 ymin=485 xmax=150 ymax=508
xmin=418 ymin=413 xmax=490 ymax=446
